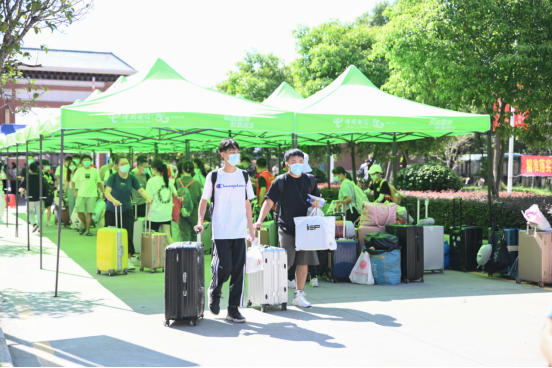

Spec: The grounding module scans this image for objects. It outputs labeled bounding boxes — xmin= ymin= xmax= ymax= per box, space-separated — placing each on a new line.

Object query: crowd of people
xmin=0 ymin=139 xmax=394 ymax=323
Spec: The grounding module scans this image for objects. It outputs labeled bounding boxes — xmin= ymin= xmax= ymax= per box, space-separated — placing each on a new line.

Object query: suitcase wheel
xmin=404 ymin=279 xmax=410 ymax=284
xmin=247 ymin=301 xmax=252 ymax=308
xmin=420 ymin=277 xmax=424 ymax=283
xmin=108 ymin=270 xmax=114 ymax=277
xmin=516 ymin=277 xmax=522 ymax=284
xmin=164 ymin=320 xmax=170 ymax=327
xmin=440 ymin=269 xmax=444 ymax=274
xmin=261 ymin=305 xmax=267 ymax=313
xmin=539 ymin=282 xmax=545 ymax=288
xmin=462 ymin=268 xmax=467 ymax=273
xmin=190 ymin=320 xmax=197 ymax=326
xmin=151 ymin=269 xmax=155 ymax=273
xmin=96 ymin=269 xmax=101 ymax=275
xmin=281 ymin=303 xmax=287 ymax=311
xmin=140 ymin=267 xmax=144 ymax=272
xmin=123 ymin=269 xmax=128 ymax=275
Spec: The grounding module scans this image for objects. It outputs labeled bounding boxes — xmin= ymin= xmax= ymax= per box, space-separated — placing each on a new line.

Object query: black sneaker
xmin=32 ymin=224 xmax=39 ymax=233
xmin=209 ymin=293 xmax=221 ymax=315
xmin=226 ymin=305 xmax=246 ymax=323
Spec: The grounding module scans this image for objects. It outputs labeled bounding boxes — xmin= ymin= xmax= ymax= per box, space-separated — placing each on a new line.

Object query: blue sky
xmin=22 ymin=0 xmax=377 ymax=88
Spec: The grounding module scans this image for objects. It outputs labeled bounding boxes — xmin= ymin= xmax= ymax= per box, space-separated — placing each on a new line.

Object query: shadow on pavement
xmin=172 ymin=318 xmax=345 ymax=348
xmin=0 ymin=289 xmax=120 ymax=319
xmin=6 ymin=333 xmax=198 ymax=367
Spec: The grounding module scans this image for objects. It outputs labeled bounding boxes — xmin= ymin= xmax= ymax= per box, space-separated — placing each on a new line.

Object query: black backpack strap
xmin=145 ymin=173 xmax=151 ymax=181
xmin=242 ymin=170 xmax=249 ymax=199
xmin=307 ymin=173 xmax=316 ymax=192
xmin=209 ymin=170 xmax=218 ymax=218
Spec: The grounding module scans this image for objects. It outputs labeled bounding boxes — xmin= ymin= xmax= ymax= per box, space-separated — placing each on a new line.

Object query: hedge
xmin=401 ymin=190 xmax=552 ymax=238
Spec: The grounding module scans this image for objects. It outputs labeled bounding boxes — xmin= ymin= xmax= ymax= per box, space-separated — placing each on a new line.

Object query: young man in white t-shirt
xmin=194 ymin=138 xmax=255 ymax=323
xmin=72 ymin=155 xmax=103 ymax=236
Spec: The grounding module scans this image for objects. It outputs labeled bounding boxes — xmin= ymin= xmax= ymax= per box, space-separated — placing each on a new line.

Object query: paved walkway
xmin=0 ymin=206 xmax=550 ymax=366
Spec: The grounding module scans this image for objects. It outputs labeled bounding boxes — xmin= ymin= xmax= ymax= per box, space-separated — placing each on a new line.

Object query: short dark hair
xmin=81 ymin=155 xmax=92 ymax=161
xmin=137 ymin=155 xmax=148 ymax=165
xmin=256 ymin=158 xmax=267 ymax=168
xmin=114 ymin=154 xmax=128 ymax=165
xmin=29 ymin=162 xmax=39 ymax=173
xmin=332 ymin=166 xmax=347 ymax=175
xmin=64 ymin=156 xmax=73 ymax=162
xmin=218 ymin=138 xmax=239 ymax=153
xmin=72 ymin=154 xmax=81 ymax=159
xmin=161 ymin=154 xmax=170 ymax=161
xmin=241 ymin=156 xmax=251 ymax=164
xmin=284 ymin=149 xmax=304 ymax=162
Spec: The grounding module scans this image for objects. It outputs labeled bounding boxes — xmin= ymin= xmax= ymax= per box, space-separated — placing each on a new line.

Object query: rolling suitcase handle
xmin=143 ymin=202 xmax=152 ymax=234
xmin=417 ymin=197 xmax=429 ymax=224
xmin=452 ymin=197 xmax=462 ymax=230
xmin=114 ymin=203 xmax=123 ymax=229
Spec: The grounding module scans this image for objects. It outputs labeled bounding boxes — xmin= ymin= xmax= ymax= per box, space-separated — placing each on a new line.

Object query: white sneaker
xmin=310 ymin=278 xmax=319 ymax=287
xmin=292 ymin=290 xmax=312 ymax=308
xmin=127 ymin=259 xmax=135 ymax=271
xmin=32 ymin=224 xmax=39 ymax=233
xmin=132 ymin=257 xmax=141 ymax=267
xmin=288 ymin=279 xmax=296 ymax=289
xmin=46 ymin=222 xmax=51 ymax=227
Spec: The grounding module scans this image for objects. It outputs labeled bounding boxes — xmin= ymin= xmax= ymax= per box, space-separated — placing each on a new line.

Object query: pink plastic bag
xmin=360 ymin=202 xmax=397 ymax=228
xmin=522 ymin=204 xmax=552 ymax=232
xmin=172 ymin=197 xmax=181 ymax=223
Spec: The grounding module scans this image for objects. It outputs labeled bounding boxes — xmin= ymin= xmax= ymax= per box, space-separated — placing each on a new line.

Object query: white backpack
xmin=351 ymin=181 xmax=369 ymax=213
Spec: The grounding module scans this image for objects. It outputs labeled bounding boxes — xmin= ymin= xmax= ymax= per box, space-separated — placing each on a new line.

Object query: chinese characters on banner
xmin=521 ymin=155 xmax=552 ymax=177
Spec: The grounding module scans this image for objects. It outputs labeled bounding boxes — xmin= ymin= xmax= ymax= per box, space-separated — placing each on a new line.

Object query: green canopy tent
xmin=0 ymin=58 xmax=297 ymax=296
xmin=262 ymin=82 xmax=305 ymax=112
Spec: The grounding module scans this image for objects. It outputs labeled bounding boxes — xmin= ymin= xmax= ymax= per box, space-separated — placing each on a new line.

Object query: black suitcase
xmin=386 ymin=205 xmax=424 ymax=283
xmin=450 ymin=197 xmax=482 ymax=272
xmin=164 ymin=234 xmax=205 ymax=327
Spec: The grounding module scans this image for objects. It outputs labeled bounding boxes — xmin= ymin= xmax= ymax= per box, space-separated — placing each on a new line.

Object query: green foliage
xmin=310 ymin=166 xmax=328 ymax=184
xmin=356 ymin=0 xmax=392 ymax=27
xmin=0 ymin=0 xmax=91 ymax=113
xmin=292 ymin=20 xmax=389 ymax=96
xmin=397 ymin=161 xmax=462 ymax=191
xmin=375 ymin=0 xmax=552 ymax=147
xmin=216 ymin=51 xmax=293 ymax=102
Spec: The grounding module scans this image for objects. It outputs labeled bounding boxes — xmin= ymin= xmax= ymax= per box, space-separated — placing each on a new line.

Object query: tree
xmin=375 ymin=0 xmax=552 ymax=194
xmin=291 ymin=20 xmax=389 ymax=97
xmin=356 ymin=0 xmax=392 ymax=27
xmin=428 ymin=135 xmax=474 ymax=170
xmin=0 ymin=0 xmax=92 ymax=113
xmin=216 ymin=51 xmax=293 ymax=103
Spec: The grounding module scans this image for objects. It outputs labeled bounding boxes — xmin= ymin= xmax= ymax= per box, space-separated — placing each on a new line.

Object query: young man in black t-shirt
xmin=254 ymin=149 xmax=320 ymax=308
xmin=19 ymin=163 xmax=50 ymax=233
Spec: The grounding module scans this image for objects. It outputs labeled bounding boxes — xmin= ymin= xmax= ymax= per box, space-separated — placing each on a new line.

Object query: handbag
xmin=172 ymin=197 xmax=181 ymax=223
xmin=360 ymin=202 xmax=397 ymax=228
xmin=349 ymin=252 xmax=375 ymax=285
xmin=294 ymin=211 xmax=337 ymax=251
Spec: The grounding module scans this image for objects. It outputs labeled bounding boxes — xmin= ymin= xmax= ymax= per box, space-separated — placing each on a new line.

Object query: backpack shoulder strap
xmin=186 ymin=179 xmax=196 ymax=188
xmin=242 ymin=170 xmax=249 ymax=199
xmin=379 ymin=179 xmax=386 ymax=189
xmin=307 ymin=173 xmax=316 ymax=190
xmin=210 ymin=170 xmax=218 ymax=206
xmin=277 ymin=173 xmax=286 ymax=193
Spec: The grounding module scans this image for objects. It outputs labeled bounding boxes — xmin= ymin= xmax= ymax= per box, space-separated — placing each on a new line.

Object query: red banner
xmin=521 ymin=155 xmax=552 ymax=177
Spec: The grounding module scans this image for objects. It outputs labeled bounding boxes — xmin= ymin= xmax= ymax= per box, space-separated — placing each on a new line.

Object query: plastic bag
xmin=349 ymin=252 xmax=375 ymax=285
xmin=307 ymin=206 xmax=324 ymax=217
xmin=522 ymin=205 xmax=552 ymax=232
xmin=307 ymin=194 xmax=326 ymax=209
xmin=246 ymin=240 xmax=263 ymax=274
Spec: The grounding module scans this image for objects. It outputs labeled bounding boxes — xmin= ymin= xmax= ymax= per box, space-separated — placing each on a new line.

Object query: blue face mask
xmin=120 ymin=164 xmax=130 ymax=174
xmin=289 ymin=163 xmax=304 ymax=176
xmin=227 ymin=154 xmax=240 ymax=167
xmin=143 ymin=168 xmax=150 ymax=175
xmin=83 ymin=161 xmax=92 ymax=168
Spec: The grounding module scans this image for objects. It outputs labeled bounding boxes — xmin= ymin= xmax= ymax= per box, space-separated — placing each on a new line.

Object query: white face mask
xmin=227 ymin=154 xmax=240 ymax=167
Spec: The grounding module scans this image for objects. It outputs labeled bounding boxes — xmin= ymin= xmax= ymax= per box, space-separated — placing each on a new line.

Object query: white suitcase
xmin=417 ymin=198 xmax=445 ymax=273
xmin=247 ymin=246 xmax=288 ymax=312
xmin=133 ymin=205 xmax=145 ymax=254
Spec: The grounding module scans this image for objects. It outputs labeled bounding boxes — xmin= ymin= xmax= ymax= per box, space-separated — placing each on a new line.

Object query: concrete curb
xmin=0 ymin=325 xmax=13 ymax=367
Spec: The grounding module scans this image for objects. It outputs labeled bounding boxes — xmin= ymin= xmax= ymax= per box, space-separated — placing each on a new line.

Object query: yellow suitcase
xmin=97 ymin=206 xmax=128 ymax=276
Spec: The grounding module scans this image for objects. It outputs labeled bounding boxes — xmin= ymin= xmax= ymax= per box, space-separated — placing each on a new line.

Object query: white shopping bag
xmin=294 ymin=214 xmax=337 ymax=251
xmin=246 ymin=239 xmax=263 ymax=274
xmin=349 ymin=252 xmax=375 ymax=285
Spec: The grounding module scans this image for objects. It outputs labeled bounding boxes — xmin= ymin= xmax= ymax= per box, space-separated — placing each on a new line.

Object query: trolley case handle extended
xmin=417 ymin=197 xmax=429 ymax=223
xmin=143 ymin=202 xmax=152 ymax=234
xmin=114 ymin=203 xmax=123 ymax=229
xmin=452 ymin=197 xmax=462 ymax=230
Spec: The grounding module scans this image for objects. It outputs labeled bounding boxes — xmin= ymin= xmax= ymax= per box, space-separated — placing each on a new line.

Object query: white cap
xmin=368 ymin=164 xmax=383 ymax=174
xmin=303 ymin=153 xmax=313 ymax=173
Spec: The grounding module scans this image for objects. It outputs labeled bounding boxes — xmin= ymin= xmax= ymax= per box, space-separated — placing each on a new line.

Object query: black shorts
xmin=150 ymin=220 xmax=171 ymax=232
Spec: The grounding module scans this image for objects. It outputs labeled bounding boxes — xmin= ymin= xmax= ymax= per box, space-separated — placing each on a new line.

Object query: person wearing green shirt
xmin=175 ymin=161 xmax=202 ymax=241
xmin=131 ymin=155 xmax=151 ymax=218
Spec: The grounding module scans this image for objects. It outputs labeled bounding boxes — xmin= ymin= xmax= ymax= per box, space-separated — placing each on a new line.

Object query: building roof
xmin=17 ymin=48 xmax=137 ymax=75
